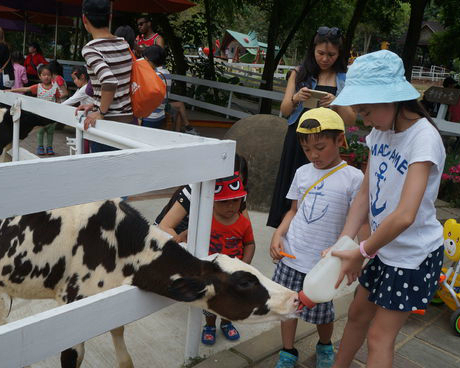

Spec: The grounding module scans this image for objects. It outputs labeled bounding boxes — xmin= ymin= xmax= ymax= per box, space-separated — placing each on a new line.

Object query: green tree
xmin=429 ymin=0 xmax=460 ymax=67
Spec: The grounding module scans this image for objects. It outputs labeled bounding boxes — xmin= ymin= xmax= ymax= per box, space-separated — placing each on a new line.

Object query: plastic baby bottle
xmin=298 ymin=236 xmax=359 ymax=309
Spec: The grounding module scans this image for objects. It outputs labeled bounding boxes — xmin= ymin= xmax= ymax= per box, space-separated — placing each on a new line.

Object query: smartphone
xmin=302 ymin=89 xmax=329 ymax=109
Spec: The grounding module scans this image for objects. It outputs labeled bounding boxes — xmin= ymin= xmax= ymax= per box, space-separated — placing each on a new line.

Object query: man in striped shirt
xmin=78 ymin=0 xmax=133 ymax=152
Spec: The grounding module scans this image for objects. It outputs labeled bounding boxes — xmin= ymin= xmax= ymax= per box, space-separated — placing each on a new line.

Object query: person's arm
xmin=57 ymin=77 xmax=69 ymax=98
xmin=242 ymin=243 xmax=255 ymax=264
xmin=63 ymin=86 xmax=87 ymax=106
xmin=280 ymin=70 xmax=311 ymax=117
xmin=333 ymin=105 xmax=357 ymax=126
xmin=9 ymin=86 xmax=32 ymax=94
xmin=21 ymin=68 xmax=28 ymax=85
xmin=158 ymin=201 xmax=188 ymax=237
xmin=269 ymin=200 xmax=297 ymax=260
xmin=333 ymin=161 xmax=432 ymax=287
xmin=155 ymin=35 xmax=165 ymax=48
xmin=82 ymin=46 xmax=118 ymax=129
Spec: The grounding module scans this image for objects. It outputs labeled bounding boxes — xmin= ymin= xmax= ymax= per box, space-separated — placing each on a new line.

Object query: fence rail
xmin=0 ymin=92 xmax=235 ymax=367
xmin=170 ymin=74 xmax=284 ymax=119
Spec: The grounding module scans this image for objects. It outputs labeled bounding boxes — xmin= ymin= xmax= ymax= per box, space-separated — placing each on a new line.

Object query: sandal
xmin=36 ymin=146 xmax=45 ymax=155
xmin=46 ymin=146 xmax=55 ymax=155
xmin=220 ymin=323 xmax=240 ymax=341
xmin=201 ymin=325 xmax=216 ymax=345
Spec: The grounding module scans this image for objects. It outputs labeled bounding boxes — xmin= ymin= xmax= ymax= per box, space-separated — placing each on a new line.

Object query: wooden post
xmin=11 ymin=99 xmax=21 ymax=162
xmin=184 ymin=180 xmax=215 ymax=361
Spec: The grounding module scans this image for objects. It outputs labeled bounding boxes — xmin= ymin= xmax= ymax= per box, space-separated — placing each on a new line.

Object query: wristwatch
xmin=97 ymin=106 xmax=107 ymax=116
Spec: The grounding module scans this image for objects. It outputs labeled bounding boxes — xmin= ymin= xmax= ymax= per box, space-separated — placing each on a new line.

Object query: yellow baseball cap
xmin=297 ymin=107 xmax=348 ymax=148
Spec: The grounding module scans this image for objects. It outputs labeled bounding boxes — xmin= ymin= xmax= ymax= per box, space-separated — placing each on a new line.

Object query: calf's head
xmin=167 ymin=254 xmax=299 ymax=322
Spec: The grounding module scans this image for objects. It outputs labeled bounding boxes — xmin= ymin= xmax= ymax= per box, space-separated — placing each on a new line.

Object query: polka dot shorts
xmin=359 ymin=246 xmax=444 ymax=312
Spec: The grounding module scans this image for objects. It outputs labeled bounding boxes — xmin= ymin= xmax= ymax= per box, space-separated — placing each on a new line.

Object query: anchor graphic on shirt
xmin=303 ymin=181 xmax=329 ymax=224
xmin=370 ymin=162 xmax=388 ymax=217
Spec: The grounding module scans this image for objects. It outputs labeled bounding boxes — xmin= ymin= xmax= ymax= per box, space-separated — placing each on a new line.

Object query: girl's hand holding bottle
xmin=331 ymin=248 xmax=365 ymax=288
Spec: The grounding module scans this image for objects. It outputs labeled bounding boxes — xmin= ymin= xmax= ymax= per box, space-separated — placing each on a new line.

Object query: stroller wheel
xmin=450 ymin=308 xmax=460 ymax=336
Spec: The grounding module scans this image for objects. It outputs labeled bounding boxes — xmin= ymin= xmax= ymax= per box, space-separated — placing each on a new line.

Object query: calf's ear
xmin=167 ymin=278 xmax=206 ymax=302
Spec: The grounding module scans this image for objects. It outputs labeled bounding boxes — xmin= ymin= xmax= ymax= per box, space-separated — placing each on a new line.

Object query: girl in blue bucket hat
xmin=329 ymin=50 xmax=446 ymax=367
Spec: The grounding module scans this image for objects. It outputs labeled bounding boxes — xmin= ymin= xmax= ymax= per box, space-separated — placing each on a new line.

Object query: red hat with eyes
xmin=214 ymin=172 xmax=247 ymax=201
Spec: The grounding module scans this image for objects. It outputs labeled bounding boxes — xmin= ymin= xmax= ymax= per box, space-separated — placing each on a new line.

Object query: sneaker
xmin=201 ymin=325 xmax=216 ymax=345
xmin=46 ymin=146 xmax=55 ymax=155
xmin=275 ymin=350 xmax=298 ymax=368
xmin=184 ymin=125 xmax=199 ymax=135
xmin=36 ymin=146 xmax=45 ymax=155
xmin=220 ymin=323 xmax=240 ymax=341
xmin=316 ymin=343 xmax=335 ymax=368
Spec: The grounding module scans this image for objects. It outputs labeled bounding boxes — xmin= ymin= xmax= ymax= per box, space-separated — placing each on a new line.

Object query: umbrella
xmin=61 ymin=0 xmax=196 ymax=14
xmin=0 ymin=1 xmax=79 ymax=57
xmin=0 ymin=17 xmax=42 ymax=33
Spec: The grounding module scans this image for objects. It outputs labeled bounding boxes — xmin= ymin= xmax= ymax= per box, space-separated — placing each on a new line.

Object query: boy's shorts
xmin=272 ymin=261 xmax=334 ymax=324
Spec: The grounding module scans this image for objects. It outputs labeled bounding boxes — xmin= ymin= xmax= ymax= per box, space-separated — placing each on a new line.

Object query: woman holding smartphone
xmin=267 ymin=27 xmax=356 ymax=228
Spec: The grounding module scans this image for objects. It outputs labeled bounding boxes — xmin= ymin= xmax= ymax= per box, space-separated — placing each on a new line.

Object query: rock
xmin=224 ymin=114 xmax=287 ymax=212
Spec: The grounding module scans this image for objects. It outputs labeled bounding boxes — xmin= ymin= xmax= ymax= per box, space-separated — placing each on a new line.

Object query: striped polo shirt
xmin=82 ymin=37 xmax=132 ymax=118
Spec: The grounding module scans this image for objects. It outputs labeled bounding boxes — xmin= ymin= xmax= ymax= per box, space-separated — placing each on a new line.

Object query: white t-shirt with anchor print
xmin=365 ymin=118 xmax=445 ymax=269
xmin=282 ymin=161 xmax=363 ymax=273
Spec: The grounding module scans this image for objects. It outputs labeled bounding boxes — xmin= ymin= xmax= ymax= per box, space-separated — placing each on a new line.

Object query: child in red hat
xmin=201 ymin=172 xmax=255 ymax=346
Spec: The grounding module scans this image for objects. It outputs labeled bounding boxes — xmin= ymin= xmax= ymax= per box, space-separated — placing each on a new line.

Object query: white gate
xmin=0 ymin=92 xmax=235 ymax=367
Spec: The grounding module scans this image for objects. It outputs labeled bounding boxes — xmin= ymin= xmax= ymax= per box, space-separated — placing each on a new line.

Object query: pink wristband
xmin=359 ymin=241 xmax=375 ymax=259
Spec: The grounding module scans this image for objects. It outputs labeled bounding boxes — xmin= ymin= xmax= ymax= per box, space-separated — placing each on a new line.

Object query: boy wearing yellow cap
xmin=270 ymin=107 xmax=364 ymax=368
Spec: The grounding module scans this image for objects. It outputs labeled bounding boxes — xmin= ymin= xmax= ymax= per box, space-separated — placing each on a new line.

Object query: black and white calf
xmin=0 ymin=199 xmax=299 ymax=368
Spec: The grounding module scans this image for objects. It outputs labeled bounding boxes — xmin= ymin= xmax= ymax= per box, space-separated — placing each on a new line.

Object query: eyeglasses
xmin=137 ymin=20 xmax=148 ymax=27
xmin=317 ymin=27 xmax=341 ymax=39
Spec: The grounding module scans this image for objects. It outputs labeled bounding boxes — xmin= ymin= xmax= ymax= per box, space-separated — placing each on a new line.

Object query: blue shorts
xmin=359 ymin=246 xmax=443 ymax=312
xmin=272 ymin=261 xmax=334 ymax=324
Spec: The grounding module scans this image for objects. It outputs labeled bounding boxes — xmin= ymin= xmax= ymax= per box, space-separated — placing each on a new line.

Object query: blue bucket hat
xmin=332 ymin=50 xmax=420 ymax=106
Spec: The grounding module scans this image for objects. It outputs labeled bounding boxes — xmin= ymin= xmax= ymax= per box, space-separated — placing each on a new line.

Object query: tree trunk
xmin=402 ymin=0 xmax=429 ymax=81
xmin=155 ymin=14 xmax=188 ymax=95
xmin=364 ymin=33 xmax=371 ymax=53
xmin=273 ymin=0 xmax=314 ymax=67
xmin=260 ymin=0 xmax=315 ymax=114
xmin=344 ymin=0 xmax=369 ymax=59
xmin=259 ymin=0 xmax=282 ymax=114
xmin=204 ymin=0 xmax=216 ymax=81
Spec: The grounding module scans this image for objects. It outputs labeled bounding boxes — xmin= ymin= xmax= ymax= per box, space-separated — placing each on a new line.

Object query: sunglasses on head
xmin=317 ymin=27 xmax=341 ymax=38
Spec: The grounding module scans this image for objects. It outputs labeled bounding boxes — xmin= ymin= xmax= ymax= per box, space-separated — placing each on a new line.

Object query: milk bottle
xmin=298 ymin=236 xmax=359 ymax=309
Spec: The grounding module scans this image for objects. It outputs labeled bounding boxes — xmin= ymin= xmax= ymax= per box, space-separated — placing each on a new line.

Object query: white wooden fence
xmin=170 ymin=74 xmax=285 ymax=119
xmin=0 ymin=92 xmax=235 ymax=367
xmin=411 ymin=65 xmax=459 ymax=83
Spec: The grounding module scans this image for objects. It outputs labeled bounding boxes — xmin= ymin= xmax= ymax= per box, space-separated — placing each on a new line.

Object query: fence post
xmin=75 ymin=115 xmax=84 ymax=155
xmin=227 ymin=91 xmax=233 ymax=119
xmin=11 ymin=99 xmax=22 ymax=162
xmin=184 ymin=180 xmax=215 ymax=362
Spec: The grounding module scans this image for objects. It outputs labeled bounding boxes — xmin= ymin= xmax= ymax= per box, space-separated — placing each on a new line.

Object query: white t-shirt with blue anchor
xmin=282 ymin=161 xmax=363 ymax=273
xmin=366 ymin=118 xmax=445 ymax=269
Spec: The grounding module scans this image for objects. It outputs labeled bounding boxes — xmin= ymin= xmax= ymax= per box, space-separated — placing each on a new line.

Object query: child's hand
xmin=270 ymin=233 xmax=285 ymax=260
xmin=331 ymin=248 xmax=365 ymax=288
xmin=76 ymin=103 xmax=94 ymax=116
xmin=173 ymin=230 xmax=188 ymax=243
xmin=321 ymin=246 xmax=332 ymax=257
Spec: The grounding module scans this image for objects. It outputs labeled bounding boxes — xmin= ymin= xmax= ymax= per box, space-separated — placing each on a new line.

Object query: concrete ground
xmin=7 ymin=118 xmax=460 ymax=367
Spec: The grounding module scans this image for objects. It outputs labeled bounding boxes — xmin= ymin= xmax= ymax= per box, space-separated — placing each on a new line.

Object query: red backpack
xmin=129 ymin=50 xmax=166 ymax=118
